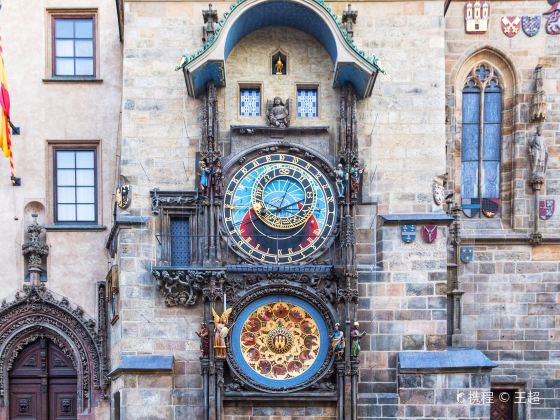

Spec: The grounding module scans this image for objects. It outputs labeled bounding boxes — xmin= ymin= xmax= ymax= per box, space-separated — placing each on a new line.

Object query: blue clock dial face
xmin=223 ymin=154 xmax=337 ymax=264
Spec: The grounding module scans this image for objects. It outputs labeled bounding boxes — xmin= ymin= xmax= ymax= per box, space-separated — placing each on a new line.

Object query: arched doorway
xmin=9 ymin=338 xmax=77 ymax=420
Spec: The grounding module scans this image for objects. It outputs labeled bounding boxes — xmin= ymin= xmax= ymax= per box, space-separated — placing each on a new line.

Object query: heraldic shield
xmin=422 ymin=225 xmax=437 ymax=243
xmin=460 ymin=247 xmax=474 ymax=264
xmin=501 ymin=16 xmax=521 ymax=37
xmin=522 ymin=16 xmax=541 ymax=37
xmin=539 ymin=199 xmax=555 ymax=220
xmin=401 ymin=225 xmax=416 ymax=243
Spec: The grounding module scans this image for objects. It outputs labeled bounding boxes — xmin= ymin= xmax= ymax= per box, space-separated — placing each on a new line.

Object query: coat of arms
xmin=401 ymin=225 xmax=416 ymax=243
xmin=481 ymin=198 xmax=500 ymax=218
xmin=462 ymin=198 xmax=480 ymax=218
xmin=464 ymin=1 xmax=490 ymax=33
xmin=522 ymin=16 xmax=541 ymax=37
xmin=543 ymin=1 xmax=560 ymax=35
xmin=422 ymin=225 xmax=438 ymax=243
xmin=539 ymin=199 xmax=555 ymax=220
xmin=501 ymin=16 xmax=521 ymax=37
xmin=432 ymin=182 xmax=445 ymax=206
xmin=116 ymin=184 xmax=131 ymax=209
xmin=460 ymin=247 xmax=474 ymax=264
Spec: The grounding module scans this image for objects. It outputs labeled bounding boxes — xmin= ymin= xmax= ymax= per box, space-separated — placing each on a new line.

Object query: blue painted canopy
xmin=181 ymin=0 xmax=381 ymax=98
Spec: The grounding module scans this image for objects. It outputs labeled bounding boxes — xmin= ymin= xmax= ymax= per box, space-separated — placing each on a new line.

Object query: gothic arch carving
xmin=0 ymin=285 xmax=106 ymax=412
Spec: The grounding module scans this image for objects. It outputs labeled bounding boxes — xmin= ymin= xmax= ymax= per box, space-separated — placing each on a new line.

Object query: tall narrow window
xmin=170 ymin=217 xmax=190 ymax=266
xmin=53 ymin=17 xmax=95 ymax=77
xmin=54 ymin=149 xmax=97 ymax=223
xmin=461 ymin=64 xmax=502 ymax=218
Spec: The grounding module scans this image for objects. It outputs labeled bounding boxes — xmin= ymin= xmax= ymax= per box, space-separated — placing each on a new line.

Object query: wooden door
xmin=9 ymin=338 xmax=77 ymax=420
xmin=491 ymin=389 xmax=514 ymax=420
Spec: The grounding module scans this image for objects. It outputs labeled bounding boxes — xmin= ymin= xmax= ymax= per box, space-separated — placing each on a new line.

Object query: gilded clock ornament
xmin=230 ymin=295 xmax=330 ymax=390
xmin=223 ymin=153 xmax=337 ymax=264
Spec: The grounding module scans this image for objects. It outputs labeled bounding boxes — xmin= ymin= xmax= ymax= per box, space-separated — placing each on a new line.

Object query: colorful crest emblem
xmin=401 ymin=225 xmax=416 ymax=243
xmin=432 ymin=182 xmax=445 ymax=206
xmin=460 ymin=247 xmax=474 ymax=264
xmin=539 ymin=199 xmax=555 ymax=220
xmin=422 ymin=225 xmax=438 ymax=243
xmin=462 ymin=198 xmax=480 ymax=218
xmin=481 ymin=198 xmax=500 ymax=218
xmin=116 ymin=184 xmax=131 ymax=209
xmin=464 ymin=1 xmax=490 ymax=33
xmin=522 ymin=16 xmax=541 ymax=36
xmin=543 ymin=2 xmax=560 ymax=35
xmin=501 ymin=16 xmax=521 ymax=37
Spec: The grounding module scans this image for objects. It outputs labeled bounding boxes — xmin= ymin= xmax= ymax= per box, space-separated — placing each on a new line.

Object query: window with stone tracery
xmin=461 ymin=63 xmax=502 ymax=218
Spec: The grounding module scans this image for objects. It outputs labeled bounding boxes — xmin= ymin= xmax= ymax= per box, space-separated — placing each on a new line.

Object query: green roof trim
xmin=175 ymin=0 xmax=384 ymax=74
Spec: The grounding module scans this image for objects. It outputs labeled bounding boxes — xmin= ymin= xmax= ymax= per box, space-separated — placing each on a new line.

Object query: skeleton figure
xmin=335 ymin=163 xmax=346 ymax=198
xmin=212 ymin=307 xmax=233 ymax=359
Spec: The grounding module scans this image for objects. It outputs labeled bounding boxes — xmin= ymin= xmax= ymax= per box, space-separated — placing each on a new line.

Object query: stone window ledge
xmin=45 ymin=224 xmax=106 ymax=232
xmin=42 ymin=77 xmax=103 ymax=84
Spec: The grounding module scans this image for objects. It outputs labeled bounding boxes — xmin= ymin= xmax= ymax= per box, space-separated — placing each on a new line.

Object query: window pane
xmin=75 ymin=58 xmax=94 ymax=76
xmin=76 ymin=204 xmax=95 ymax=221
xmin=55 ymin=40 xmax=74 ymax=57
xmin=75 ymin=19 xmax=93 ymax=38
xmin=55 ymin=58 xmax=74 ymax=76
xmin=76 ymin=169 xmax=94 ymax=186
xmin=171 ymin=217 xmax=190 ymax=266
xmin=240 ymin=89 xmax=260 ymax=116
xmin=76 ymin=151 xmax=94 ymax=168
xmin=461 ymin=124 xmax=479 ymax=162
xmin=57 ymin=187 xmax=76 ymax=204
xmin=484 ymin=90 xmax=502 ymax=123
xmin=76 ymin=187 xmax=95 ymax=203
xmin=483 ymin=123 xmax=501 ymax=160
xmin=297 ymin=89 xmax=318 ymax=117
xmin=462 ymin=88 xmax=480 ymax=123
xmin=56 ymin=151 xmax=75 ymax=168
xmin=482 ymin=161 xmax=500 ymax=198
xmin=58 ymin=204 xmax=76 ymax=221
xmin=75 ymin=40 xmax=93 ymax=57
xmin=57 ymin=169 xmax=76 ymax=186
xmin=55 ymin=19 xmax=74 ymax=38
xmin=461 ymin=161 xmax=479 ymax=199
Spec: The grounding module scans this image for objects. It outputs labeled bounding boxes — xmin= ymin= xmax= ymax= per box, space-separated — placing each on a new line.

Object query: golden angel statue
xmin=212 ymin=307 xmax=233 ymax=359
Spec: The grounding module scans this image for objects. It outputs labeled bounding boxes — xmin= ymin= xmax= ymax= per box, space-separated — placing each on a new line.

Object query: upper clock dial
xmin=223 ymin=154 xmax=337 ymax=264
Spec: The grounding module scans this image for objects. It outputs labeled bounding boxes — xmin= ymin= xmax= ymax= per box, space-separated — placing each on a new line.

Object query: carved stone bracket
xmin=0 ymin=284 xmax=105 ymax=410
xmin=337 ymin=287 xmax=358 ymax=304
xmin=152 ymin=268 xmax=225 ymax=307
xmin=150 ymin=189 xmax=199 ymax=214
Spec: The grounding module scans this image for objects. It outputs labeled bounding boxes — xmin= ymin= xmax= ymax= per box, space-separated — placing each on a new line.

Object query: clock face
xmin=223 ymin=154 xmax=337 ymax=264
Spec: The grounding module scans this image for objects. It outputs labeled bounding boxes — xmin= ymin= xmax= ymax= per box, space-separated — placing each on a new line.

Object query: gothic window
xmin=240 ymin=87 xmax=261 ymax=116
xmin=461 ymin=64 xmax=502 ymax=217
xmin=297 ymin=87 xmax=318 ymax=117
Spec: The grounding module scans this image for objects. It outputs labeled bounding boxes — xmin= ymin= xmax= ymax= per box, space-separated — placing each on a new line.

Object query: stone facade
xmin=0 ymin=0 xmax=558 ymax=419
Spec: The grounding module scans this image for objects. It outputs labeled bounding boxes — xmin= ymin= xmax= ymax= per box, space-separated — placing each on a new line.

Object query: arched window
xmin=461 ymin=63 xmax=502 ymax=218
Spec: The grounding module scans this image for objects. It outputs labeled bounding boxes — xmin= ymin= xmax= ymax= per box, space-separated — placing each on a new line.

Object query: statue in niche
xmin=528 ymin=125 xmax=548 ymax=190
xmin=350 ymin=322 xmax=366 ymax=358
xmin=199 ymin=158 xmax=212 ymax=196
xmin=349 ymin=159 xmax=365 ymax=195
xmin=335 ymin=163 xmax=346 ymax=198
xmin=196 ymin=323 xmax=210 ymax=357
xmin=330 ymin=323 xmax=345 ymax=360
xmin=212 ymin=307 xmax=232 ymax=359
xmin=266 ymin=97 xmax=290 ymax=128
xmin=275 ymin=56 xmax=284 ymax=75
xmin=212 ymin=159 xmax=224 ymax=197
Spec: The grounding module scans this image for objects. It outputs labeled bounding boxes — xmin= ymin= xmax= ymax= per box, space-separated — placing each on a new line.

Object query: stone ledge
xmin=105 ymin=216 xmax=150 ymax=249
xmin=230 ymin=125 xmax=329 ymax=136
xmin=45 ymin=224 xmax=106 ymax=232
xmin=398 ymin=347 xmax=497 ymax=373
xmin=379 ymin=213 xmax=454 ymax=226
xmin=109 ymin=355 xmax=174 ymax=378
xmin=42 ymin=77 xmax=103 ymax=83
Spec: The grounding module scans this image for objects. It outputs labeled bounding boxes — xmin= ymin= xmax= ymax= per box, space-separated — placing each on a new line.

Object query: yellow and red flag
xmin=0 ymin=35 xmax=15 ymax=181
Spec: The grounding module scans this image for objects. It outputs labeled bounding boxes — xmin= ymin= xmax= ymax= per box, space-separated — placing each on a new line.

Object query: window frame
xmin=47 ymin=141 xmax=101 ymax=227
xmin=46 ymin=9 xmax=99 ymax=80
xmin=295 ymin=84 xmax=319 ymax=118
xmin=238 ymin=83 xmax=262 ymax=118
xmin=158 ymin=204 xmax=198 ymax=267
